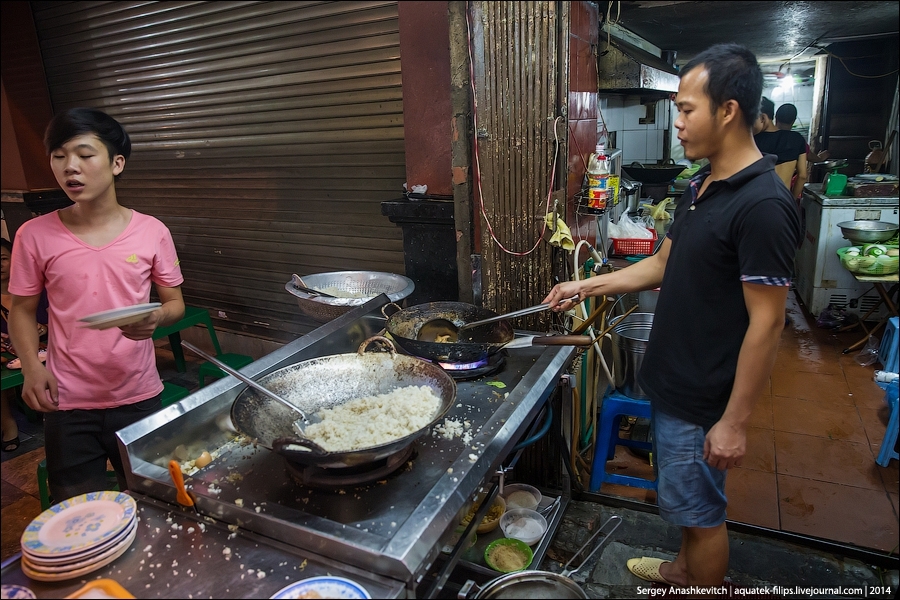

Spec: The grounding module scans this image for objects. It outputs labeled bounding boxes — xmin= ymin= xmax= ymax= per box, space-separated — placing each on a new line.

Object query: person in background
xmin=8 ymin=108 xmax=185 ymax=500
xmin=1 ymin=238 xmax=49 ymax=452
xmin=754 ymin=99 xmax=808 ymax=199
xmin=775 ymin=102 xmax=829 ymax=169
xmin=544 ymin=44 xmax=800 ymax=588
xmin=774 ymin=103 xmax=810 ymax=197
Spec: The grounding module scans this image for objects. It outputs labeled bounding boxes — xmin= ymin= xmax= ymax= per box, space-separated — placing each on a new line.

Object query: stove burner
xmin=285 ymin=444 xmax=416 ymax=488
xmin=437 ymin=352 xmax=505 ymax=381
xmin=438 ymin=357 xmax=488 ymax=370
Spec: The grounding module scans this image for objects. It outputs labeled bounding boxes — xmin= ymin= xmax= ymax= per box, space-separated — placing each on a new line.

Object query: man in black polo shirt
xmin=544 ymin=44 xmax=800 ymax=588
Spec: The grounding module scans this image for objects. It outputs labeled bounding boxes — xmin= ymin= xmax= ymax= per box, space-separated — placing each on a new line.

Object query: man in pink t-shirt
xmin=8 ymin=108 xmax=185 ymax=502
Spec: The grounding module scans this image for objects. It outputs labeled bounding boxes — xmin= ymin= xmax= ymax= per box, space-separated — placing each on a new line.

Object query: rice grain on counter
xmin=303 ymin=385 xmax=441 ymax=452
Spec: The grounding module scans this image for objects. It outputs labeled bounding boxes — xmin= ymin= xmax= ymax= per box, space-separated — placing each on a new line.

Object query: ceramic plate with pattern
xmin=270 ymin=576 xmax=371 ymax=599
xmin=21 ymin=491 xmax=136 ymax=557
xmin=20 ymin=525 xmax=137 ymax=582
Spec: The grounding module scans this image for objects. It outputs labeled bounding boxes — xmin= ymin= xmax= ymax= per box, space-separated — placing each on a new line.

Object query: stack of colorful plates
xmin=19 ymin=491 xmax=137 ymax=582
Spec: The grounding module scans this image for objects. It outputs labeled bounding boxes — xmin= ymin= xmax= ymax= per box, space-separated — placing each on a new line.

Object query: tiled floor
xmin=597 ymin=292 xmax=899 ymax=554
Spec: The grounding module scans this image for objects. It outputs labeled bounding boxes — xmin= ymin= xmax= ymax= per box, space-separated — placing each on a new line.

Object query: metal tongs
xmin=290 ymin=274 xmax=336 ymax=298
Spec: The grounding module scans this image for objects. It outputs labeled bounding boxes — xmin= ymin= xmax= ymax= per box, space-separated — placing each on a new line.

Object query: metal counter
xmin=2 ymin=297 xmax=576 ymax=598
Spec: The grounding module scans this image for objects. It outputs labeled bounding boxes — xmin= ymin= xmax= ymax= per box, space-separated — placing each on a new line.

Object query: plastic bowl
xmin=500 ymin=508 xmax=548 ymax=546
xmin=484 ymin=538 xmax=534 ymax=573
xmin=501 ymin=484 xmax=542 ymax=511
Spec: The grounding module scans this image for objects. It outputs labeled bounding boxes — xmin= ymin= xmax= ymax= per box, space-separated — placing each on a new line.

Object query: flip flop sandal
xmin=2 ymin=436 xmax=20 ymax=452
xmin=627 ymin=557 xmax=673 ymax=583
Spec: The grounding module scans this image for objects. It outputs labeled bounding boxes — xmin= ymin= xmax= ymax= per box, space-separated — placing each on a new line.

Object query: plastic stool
xmin=589 ymin=390 xmax=657 ymax=492
xmin=37 ymin=459 xmax=118 ymax=511
xmin=152 ymin=306 xmax=223 ymax=373
xmin=878 ymin=316 xmax=899 ymax=374
xmin=876 ymin=381 xmax=899 ymax=467
xmin=198 ymin=353 xmax=254 ymax=387
xmin=161 ymin=381 xmax=191 ymax=407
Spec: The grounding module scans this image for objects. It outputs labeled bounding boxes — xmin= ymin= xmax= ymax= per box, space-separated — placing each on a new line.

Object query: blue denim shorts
xmin=652 ymin=407 xmax=727 ymax=528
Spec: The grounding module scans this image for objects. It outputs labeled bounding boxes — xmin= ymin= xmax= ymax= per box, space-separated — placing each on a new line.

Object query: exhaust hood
xmin=597 ymin=37 xmax=680 ymax=95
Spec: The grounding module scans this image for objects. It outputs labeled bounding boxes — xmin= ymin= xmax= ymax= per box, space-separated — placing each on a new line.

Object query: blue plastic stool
xmin=876 ymin=381 xmax=899 ymax=467
xmin=589 ymin=390 xmax=657 ymax=492
xmin=878 ymin=316 xmax=899 ymax=374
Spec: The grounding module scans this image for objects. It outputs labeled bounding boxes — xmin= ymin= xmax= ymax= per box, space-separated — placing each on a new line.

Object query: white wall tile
xmin=622 ymin=130 xmax=648 ymax=163
xmin=623 ymin=97 xmax=649 ymax=130
xmin=599 ymin=95 xmax=625 ymax=132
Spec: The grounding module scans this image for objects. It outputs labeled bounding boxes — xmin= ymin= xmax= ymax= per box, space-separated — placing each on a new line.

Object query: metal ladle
xmin=416 ymin=295 xmax=580 ymax=343
xmin=180 ymin=341 xmax=311 ymax=432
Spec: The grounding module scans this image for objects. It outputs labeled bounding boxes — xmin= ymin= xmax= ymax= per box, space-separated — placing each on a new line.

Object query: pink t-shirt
xmin=9 ymin=210 xmax=184 ymax=410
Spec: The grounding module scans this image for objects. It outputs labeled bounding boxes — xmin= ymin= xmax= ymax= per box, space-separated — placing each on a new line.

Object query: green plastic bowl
xmin=484 ymin=537 xmax=534 ymax=573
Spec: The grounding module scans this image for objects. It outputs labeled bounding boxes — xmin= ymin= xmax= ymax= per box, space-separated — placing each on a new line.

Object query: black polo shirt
xmin=637 ymin=155 xmax=801 ymax=429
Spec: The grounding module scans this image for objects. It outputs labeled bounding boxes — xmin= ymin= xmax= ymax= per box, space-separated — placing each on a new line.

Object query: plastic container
xmin=484 ymin=538 xmax=534 ymax=573
xmin=610 ymin=227 xmax=658 ymax=257
xmin=825 ymin=172 xmax=848 ymax=196
xmin=500 ymin=508 xmax=548 ymax=546
xmin=836 ymin=246 xmax=899 ymax=276
xmin=501 ymin=484 xmax=542 ymax=511
xmin=460 ymin=494 xmax=506 ymax=534
xmin=585 ymin=144 xmax=611 ymax=213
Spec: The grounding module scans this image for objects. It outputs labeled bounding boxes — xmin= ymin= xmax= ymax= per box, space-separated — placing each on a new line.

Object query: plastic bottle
xmin=585 ymin=144 xmax=610 ymax=214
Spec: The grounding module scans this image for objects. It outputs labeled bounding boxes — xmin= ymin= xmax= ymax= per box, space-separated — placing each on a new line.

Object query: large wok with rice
xmin=230 ymin=337 xmax=456 ymax=469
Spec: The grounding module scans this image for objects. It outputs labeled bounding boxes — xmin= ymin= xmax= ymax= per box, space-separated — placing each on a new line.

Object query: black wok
xmin=383 ymin=302 xmax=514 ymax=363
xmin=230 ymin=337 xmax=456 ymax=469
xmin=621 ymin=159 xmax=686 ymax=184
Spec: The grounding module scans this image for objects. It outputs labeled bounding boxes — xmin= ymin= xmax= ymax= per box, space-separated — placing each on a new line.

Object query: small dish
xmin=270 ymin=576 xmax=371 ymax=599
xmin=65 ymin=579 xmax=135 ymax=598
xmin=0 ymin=585 xmax=36 ymax=599
xmin=461 ymin=494 xmax=506 ymax=534
xmin=484 ymin=538 xmax=533 ymax=573
xmin=500 ymin=507 xmax=548 ymax=546
xmin=501 ymin=483 xmax=541 ymax=511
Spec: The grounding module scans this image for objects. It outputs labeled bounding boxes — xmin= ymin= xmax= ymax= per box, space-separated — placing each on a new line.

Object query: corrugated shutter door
xmin=31 ymin=1 xmax=405 ymax=341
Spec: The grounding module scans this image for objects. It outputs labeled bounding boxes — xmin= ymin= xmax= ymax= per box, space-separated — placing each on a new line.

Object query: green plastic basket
xmin=836 ymin=245 xmax=899 ymax=276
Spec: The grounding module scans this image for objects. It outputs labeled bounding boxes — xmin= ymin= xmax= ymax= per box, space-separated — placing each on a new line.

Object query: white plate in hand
xmin=78 ymin=303 xmax=161 ymax=330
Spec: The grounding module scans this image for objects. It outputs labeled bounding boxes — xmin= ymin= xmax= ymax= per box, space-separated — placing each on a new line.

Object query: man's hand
xmin=704 ymin=418 xmax=746 ymax=471
xmin=119 ymin=308 xmax=164 ymax=341
xmin=542 ymin=282 xmax=586 ymax=311
xmin=21 ymin=363 xmax=59 ymax=412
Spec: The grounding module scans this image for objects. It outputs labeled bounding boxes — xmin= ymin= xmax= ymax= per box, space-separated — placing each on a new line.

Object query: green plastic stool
xmin=37 ymin=459 xmax=119 ymax=511
xmin=198 ymin=353 xmax=254 ymax=387
xmin=152 ymin=306 xmax=223 ymax=373
xmin=161 ymin=381 xmax=191 ymax=407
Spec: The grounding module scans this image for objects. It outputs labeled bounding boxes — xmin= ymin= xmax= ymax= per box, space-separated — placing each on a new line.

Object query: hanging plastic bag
xmin=612 ymin=213 xmax=653 ymax=239
xmin=855 ymin=335 xmax=881 ymax=367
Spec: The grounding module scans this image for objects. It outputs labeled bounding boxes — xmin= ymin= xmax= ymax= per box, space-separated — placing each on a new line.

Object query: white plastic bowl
xmin=500 ymin=508 xmax=548 ymax=546
xmin=501 ymin=483 xmax=541 ymax=511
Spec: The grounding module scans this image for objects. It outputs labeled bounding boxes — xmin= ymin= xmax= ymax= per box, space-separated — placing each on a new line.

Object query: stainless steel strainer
xmin=285 ymin=271 xmax=415 ymax=322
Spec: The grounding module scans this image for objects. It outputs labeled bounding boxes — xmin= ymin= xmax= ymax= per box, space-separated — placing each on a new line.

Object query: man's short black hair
xmin=44 ymin=108 xmax=131 ymax=161
xmin=680 ymin=44 xmax=763 ymax=129
xmin=760 ymin=97 xmax=775 ymax=120
xmin=0 ymin=238 xmax=12 ymax=253
xmin=775 ymin=103 xmax=798 ymax=126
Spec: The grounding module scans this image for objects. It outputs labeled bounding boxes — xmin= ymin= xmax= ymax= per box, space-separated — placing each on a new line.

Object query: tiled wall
xmin=599 ymin=94 xmax=673 ymax=165
xmin=763 ymin=82 xmax=815 ymax=135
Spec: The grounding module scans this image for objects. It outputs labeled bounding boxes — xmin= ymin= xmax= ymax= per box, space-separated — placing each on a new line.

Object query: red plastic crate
xmin=610 ymin=227 xmax=658 ymax=255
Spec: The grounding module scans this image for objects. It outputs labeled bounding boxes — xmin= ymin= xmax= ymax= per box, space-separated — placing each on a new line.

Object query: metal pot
xmin=621 ymin=159 xmax=686 ymax=184
xmin=609 ymin=312 xmax=654 ymax=400
xmin=383 ymin=302 xmax=514 ymax=363
xmin=458 ymin=515 xmax=621 ymax=599
xmin=230 ymin=337 xmax=456 ymax=468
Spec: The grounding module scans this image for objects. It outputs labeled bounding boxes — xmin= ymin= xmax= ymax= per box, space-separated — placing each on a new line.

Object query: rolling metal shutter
xmin=31 ymin=1 xmax=405 ymax=341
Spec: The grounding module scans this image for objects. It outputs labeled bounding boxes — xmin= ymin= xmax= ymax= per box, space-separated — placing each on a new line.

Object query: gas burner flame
xmin=437 ymin=358 xmax=489 ymax=371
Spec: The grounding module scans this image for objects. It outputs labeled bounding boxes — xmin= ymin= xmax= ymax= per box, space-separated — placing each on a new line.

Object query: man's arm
xmin=119 ymin=285 xmax=185 ymax=341
xmin=792 ymin=152 xmax=808 ymax=198
xmin=9 ymin=293 xmax=59 ymax=411
xmin=704 ymin=282 xmax=787 ymax=470
xmin=543 ymin=237 xmax=671 ymax=309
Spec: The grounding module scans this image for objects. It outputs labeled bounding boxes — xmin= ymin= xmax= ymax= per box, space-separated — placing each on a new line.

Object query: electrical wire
xmin=465 ymin=3 xmax=561 ymax=257
xmin=812 ymin=46 xmax=899 ymax=79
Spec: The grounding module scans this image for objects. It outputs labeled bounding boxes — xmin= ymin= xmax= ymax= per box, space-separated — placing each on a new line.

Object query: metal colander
xmin=285 ymin=271 xmax=415 ymax=323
